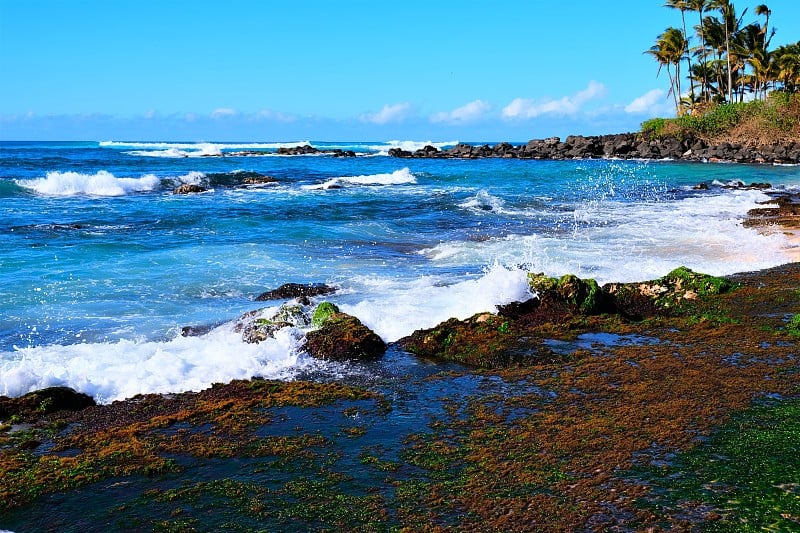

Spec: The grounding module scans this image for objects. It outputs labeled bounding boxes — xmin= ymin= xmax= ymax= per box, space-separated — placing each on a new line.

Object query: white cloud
xmin=211 ymin=108 xmax=238 ymax=119
xmin=252 ymin=109 xmax=297 ymax=122
xmin=502 ymin=81 xmax=607 ymax=119
xmin=625 ymin=89 xmax=667 ymax=114
xmin=359 ymin=103 xmax=412 ymax=124
xmin=430 ymin=100 xmax=491 ymax=124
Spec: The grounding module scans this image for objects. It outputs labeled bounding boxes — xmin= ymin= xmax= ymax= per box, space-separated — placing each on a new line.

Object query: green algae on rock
xmin=304 ymin=312 xmax=386 ymax=362
xmin=401 ymin=267 xmax=739 ymax=369
xmin=605 ymin=266 xmax=737 ymax=318
xmin=311 ymin=301 xmax=340 ymax=328
xmin=528 ymin=273 xmax=612 ymax=315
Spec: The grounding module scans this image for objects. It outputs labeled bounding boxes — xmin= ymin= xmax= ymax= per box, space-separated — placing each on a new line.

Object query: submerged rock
xmin=304 ymin=312 xmax=386 ymax=362
xmin=235 ymin=301 xmax=312 ymax=344
xmin=239 ymin=175 xmax=277 ymax=185
xmin=173 ymin=184 xmax=208 ymax=194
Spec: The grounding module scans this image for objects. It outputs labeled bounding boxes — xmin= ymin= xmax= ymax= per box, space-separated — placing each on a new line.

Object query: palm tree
xmin=755 ymin=4 xmax=772 ymax=52
xmin=687 ymin=0 xmax=710 ymax=103
xmin=700 ymin=14 xmax=728 ymax=101
xmin=665 ymin=0 xmax=697 ymax=110
xmin=707 ymin=0 xmax=736 ymax=102
xmin=647 ymin=27 xmax=689 ymax=114
xmin=775 ymin=43 xmax=800 ymax=92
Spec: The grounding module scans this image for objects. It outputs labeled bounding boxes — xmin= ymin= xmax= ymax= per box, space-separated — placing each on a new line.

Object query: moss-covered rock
xmin=0 ymin=387 xmax=95 ymax=423
xmin=528 ymin=273 xmax=612 ymax=315
xmin=312 ymin=302 xmax=340 ymax=328
xmin=397 ymin=312 xmax=520 ymax=368
xmin=604 ymin=266 xmax=736 ymax=318
xmin=304 ymin=312 xmax=386 ymax=362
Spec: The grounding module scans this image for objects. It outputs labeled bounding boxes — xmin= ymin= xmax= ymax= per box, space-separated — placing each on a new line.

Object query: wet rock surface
xmin=255 ymin=282 xmax=337 ymax=301
xmin=305 ymin=312 xmax=387 ymax=362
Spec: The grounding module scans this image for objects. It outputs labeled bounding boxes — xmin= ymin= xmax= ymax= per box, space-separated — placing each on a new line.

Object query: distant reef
xmin=388 ymin=134 xmax=800 ymax=165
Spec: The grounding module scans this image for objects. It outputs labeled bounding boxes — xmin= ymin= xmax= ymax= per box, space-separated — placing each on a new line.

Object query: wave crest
xmin=303 ymin=168 xmax=417 ymax=190
xmin=17 ymin=170 xmax=161 ymax=197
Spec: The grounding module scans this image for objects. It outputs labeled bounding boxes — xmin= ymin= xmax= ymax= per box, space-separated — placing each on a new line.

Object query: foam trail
xmin=17 ymin=171 xmax=161 ymax=196
xmin=0 ymin=327 xmax=310 ymax=404
xmin=303 ymin=168 xmax=417 ymax=190
xmin=422 ymin=189 xmax=793 ymax=283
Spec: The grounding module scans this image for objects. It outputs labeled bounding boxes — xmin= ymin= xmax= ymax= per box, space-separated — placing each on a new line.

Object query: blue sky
xmin=1 ymin=0 xmax=799 ymax=141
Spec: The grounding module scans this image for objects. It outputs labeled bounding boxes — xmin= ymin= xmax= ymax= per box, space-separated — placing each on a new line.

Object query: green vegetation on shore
xmin=641 ymin=91 xmax=800 ymax=143
xmin=646 ymin=2 xmax=800 ymax=145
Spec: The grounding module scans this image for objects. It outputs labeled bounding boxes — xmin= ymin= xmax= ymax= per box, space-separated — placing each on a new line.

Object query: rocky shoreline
xmin=389 ymin=133 xmax=800 ymax=164
xmin=4 ymin=257 xmax=800 ymax=530
xmin=4 ymin=150 xmax=800 ymax=529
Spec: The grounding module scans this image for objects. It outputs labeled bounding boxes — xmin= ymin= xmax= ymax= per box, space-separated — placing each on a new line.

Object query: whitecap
xmin=302 ymin=168 xmax=417 ymax=190
xmin=17 ymin=170 xmax=162 ymax=197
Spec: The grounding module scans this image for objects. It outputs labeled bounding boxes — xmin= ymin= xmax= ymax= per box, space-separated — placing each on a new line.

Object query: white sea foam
xmin=370 ymin=140 xmax=459 ymax=156
xmin=17 ymin=170 xmax=162 ymax=197
xmin=303 ymin=168 xmax=417 ymax=190
xmin=0 ymin=325 xmax=312 ymax=404
xmin=459 ymin=190 xmax=509 ymax=213
xmin=101 ymin=141 xmax=312 ymax=158
xmin=340 ymin=263 xmax=533 ymax=342
xmin=422 ymin=189 xmax=793 ymax=284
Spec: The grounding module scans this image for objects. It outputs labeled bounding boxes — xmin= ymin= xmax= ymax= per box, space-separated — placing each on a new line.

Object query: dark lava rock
xmin=0 ymin=386 xmax=96 ymax=422
xmin=528 ymin=273 xmax=613 ymax=315
xmin=277 ymin=145 xmax=320 ymax=155
xmin=400 ymin=267 xmax=736 ymax=368
xmin=173 ymin=184 xmax=208 ymax=194
xmin=180 ymin=324 xmax=218 ymax=337
xmin=397 ymin=312 xmax=521 ymax=368
xmin=240 ymin=175 xmax=277 ymax=185
xmin=388 ymin=147 xmax=413 ymax=158
xmin=255 ymin=283 xmax=337 ymax=301
xmin=304 ymin=312 xmax=386 ymax=362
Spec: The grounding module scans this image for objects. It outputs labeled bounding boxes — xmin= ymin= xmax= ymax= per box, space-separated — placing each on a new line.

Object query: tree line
xmin=648 ymin=0 xmax=800 ymax=115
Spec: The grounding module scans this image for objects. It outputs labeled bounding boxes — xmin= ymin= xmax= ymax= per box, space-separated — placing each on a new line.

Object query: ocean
xmin=1 ymin=140 xmax=798 ymax=404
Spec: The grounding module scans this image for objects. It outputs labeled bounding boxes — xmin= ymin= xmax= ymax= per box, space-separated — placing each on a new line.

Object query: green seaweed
xmin=311 ymin=301 xmax=340 ymax=328
xmin=634 ymin=398 xmax=800 ymax=531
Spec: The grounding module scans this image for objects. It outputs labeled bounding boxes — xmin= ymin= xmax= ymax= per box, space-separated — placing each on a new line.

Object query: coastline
xmin=3 ymin=140 xmax=800 ymax=530
xmin=387 ymin=133 xmax=800 ymax=165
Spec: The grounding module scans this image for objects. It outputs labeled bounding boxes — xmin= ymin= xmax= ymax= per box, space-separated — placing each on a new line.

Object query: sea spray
xmin=340 ymin=263 xmax=533 ymax=342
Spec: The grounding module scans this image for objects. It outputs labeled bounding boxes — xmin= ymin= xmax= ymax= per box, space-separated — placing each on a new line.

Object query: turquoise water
xmin=1 ymin=140 xmax=798 ymax=402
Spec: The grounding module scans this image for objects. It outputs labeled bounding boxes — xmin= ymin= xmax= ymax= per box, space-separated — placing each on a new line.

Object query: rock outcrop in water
xmin=255 ymin=283 xmax=337 ymax=302
xmin=0 ymin=387 xmax=95 ymax=423
xmin=173 ymin=184 xmax=208 ymax=194
xmin=398 ymin=267 xmax=736 ymax=367
xmin=305 ymin=310 xmax=386 ymax=362
xmin=389 ymin=134 xmax=800 ymax=164
xmin=230 ymin=299 xmax=386 ymax=362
